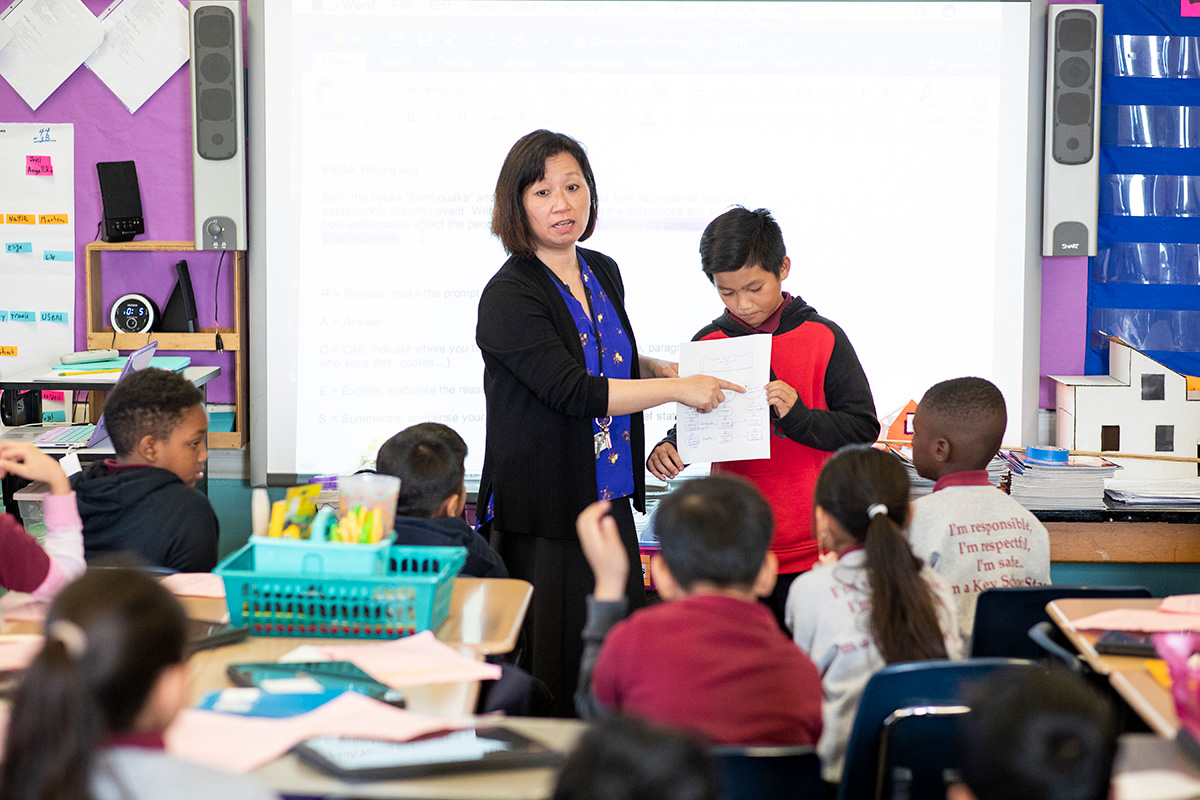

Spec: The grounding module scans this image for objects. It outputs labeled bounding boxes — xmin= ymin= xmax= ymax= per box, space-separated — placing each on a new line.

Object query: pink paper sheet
xmin=281 ymin=630 xmax=502 ymax=688
xmin=161 ymin=573 xmax=227 ymax=598
xmin=1160 ymin=595 xmax=1200 ymax=615
xmin=166 ymin=691 xmax=469 ymax=773
xmin=0 ymin=636 xmax=44 ymax=670
xmin=1071 ymin=609 xmax=1200 ymax=633
xmin=0 ymin=593 xmax=48 ymax=622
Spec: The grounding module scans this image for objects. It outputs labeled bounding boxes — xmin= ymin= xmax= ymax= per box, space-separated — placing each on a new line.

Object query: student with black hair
xmin=376 ymin=422 xmax=507 ymax=578
xmin=0 ymin=567 xmax=276 ymax=800
xmin=953 ymin=667 xmax=1117 ymax=800
xmin=574 ymin=474 xmax=822 ymax=746
xmin=71 ymin=367 xmax=218 ymax=572
xmin=786 ymin=445 xmax=962 ymax=784
xmin=648 ymin=206 xmax=878 ymax=625
xmin=552 ymin=716 xmax=719 ymax=800
xmin=907 ymin=377 xmax=1050 ymax=644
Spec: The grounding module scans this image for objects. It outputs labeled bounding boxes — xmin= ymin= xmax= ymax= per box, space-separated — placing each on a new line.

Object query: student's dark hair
xmin=654 ymin=474 xmax=773 ymax=591
xmin=699 ymin=206 xmax=787 ymax=281
xmin=814 ymin=445 xmax=947 ymax=664
xmin=958 ymin=667 xmax=1117 ymax=800
xmin=492 ymin=130 xmax=598 ymax=257
xmin=102 ymin=367 xmax=204 ymax=457
xmin=376 ymin=422 xmax=468 ymax=518
xmin=0 ymin=568 xmax=188 ymax=800
xmin=552 ymin=715 xmax=719 ymax=800
xmin=919 ymin=377 xmax=1007 ymax=466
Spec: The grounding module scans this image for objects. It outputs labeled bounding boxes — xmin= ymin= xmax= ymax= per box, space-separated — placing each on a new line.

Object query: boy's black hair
xmin=699 ymin=206 xmax=787 ymax=281
xmin=653 ymin=474 xmax=773 ymax=591
xmin=958 ymin=667 xmax=1117 ymax=800
xmin=375 ymin=422 xmax=467 ymax=518
xmin=552 ymin=715 xmax=718 ymax=800
xmin=102 ymin=368 xmax=204 ymax=457
xmin=918 ymin=377 xmax=1007 ymax=466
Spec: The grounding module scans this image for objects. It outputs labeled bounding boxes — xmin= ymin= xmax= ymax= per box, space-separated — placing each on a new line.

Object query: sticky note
xmin=5 ymin=214 xmax=34 ymax=225
xmin=5 ymin=242 xmax=32 ymax=253
xmin=0 ymin=312 xmax=8 ymax=322
xmin=37 ymin=214 xmax=68 ymax=225
xmin=1185 ymin=0 xmax=1200 ymax=17
xmin=40 ymin=311 xmax=68 ymax=323
xmin=43 ymin=251 xmax=73 ymax=262
xmin=0 ymin=346 xmax=15 ymax=356
xmin=41 ymin=410 xmax=66 ymax=423
xmin=26 ymin=156 xmax=53 ymax=176
xmin=8 ymin=311 xmax=34 ymax=322
xmin=41 ymin=391 xmax=65 ymax=403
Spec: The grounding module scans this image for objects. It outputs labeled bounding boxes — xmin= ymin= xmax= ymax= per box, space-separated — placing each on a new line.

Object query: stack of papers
xmin=35 ymin=355 xmax=190 ymax=381
xmin=1000 ymin=451 xmax=1121 ymax=511
xmin=883 ymin=444 xmax=1009 ymax=499
xmin=1105 ymin=479 xmax=1200 ymax=507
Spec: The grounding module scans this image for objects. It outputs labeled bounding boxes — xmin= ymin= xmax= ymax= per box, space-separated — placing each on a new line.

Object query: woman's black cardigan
xmin=475 ymin=247 xmax=646 ymax=539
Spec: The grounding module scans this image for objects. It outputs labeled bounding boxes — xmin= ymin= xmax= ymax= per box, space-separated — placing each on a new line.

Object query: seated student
xmin=0 ymin=441 xmax=85 ymax=598
xmin=0 ymin=567 xmax=277 ymax=800
xmin=906 ymin=377 xmax=1050 ymax=644
xmin=376 ymin=422 xmax=507 ymax=578
xmin=575 ymin=474 xmax=823 ymax=746
xmin=71 ymin=368 xmax=219 ymax=573
xmin=647 ymin=207 xmax=878 ymax=624
xmin=553 ymin=715 xmax=719 ymax=800
xmin=952 ymin=667 xmax=1117 ymax=800
xmin=786 ymin=445 xmax=962 ymax=785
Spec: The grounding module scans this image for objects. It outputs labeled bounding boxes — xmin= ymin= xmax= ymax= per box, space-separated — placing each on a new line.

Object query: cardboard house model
xmin=1050 ymin=335 xmax=1200 ymax=481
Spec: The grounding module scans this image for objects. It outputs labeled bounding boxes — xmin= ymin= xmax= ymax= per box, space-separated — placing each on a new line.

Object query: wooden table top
xmin=1046 ymin=597 xmax=1178 ymax=737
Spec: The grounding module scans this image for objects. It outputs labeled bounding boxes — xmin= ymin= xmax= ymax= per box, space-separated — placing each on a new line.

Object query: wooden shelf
xmin=84 ymin=241 xmax=248 ymax=449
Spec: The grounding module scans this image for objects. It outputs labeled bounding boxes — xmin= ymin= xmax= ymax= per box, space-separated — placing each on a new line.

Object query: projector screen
xmin=248 ymin=0 xmax=1046 ymax=484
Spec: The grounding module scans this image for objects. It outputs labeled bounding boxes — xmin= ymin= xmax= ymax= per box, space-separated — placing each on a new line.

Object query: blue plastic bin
xmin=215 ymin=542 xmax=467 ymax=639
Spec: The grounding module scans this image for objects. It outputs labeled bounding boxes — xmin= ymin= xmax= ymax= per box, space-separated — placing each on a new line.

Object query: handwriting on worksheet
xmin=677 ymin=334 xmax=771 ymax=464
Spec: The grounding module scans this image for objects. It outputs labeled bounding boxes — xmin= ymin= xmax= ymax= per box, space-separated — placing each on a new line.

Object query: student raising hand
xmin=0 ymin=441 xmax=84 ymax=599
xmin=0 ymin=441 xmax=72 ymax=495
xmin=576 ymin=500 xmax=629 ymax=603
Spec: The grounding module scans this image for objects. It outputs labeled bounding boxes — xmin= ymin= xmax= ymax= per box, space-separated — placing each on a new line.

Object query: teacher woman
xmin=476 ymin=130 xmax=741 ymax=716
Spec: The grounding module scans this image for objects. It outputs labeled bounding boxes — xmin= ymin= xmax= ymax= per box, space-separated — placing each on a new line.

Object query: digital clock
xmin=110 ymin=293 xmax=159 ymax=333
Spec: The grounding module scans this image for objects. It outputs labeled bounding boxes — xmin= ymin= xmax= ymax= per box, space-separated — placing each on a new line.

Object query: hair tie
xmin=867 ymin=503 xmax=889 ymax=520
xmin=48 ymin=620 xmax=88 ymax=660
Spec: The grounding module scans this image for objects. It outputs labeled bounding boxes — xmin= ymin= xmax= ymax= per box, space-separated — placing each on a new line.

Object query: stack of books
xmin=1105 ymin=479 xmax=1200 ymax=507
xmin=1000 ymin=450 xmax=1121 ymax=511
xmin=882 ymin=444 xmax=1009 ymax=499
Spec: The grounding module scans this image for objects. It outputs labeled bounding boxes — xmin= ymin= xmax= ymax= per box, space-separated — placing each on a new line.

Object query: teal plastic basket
xmin=248 ymin=536 xmax=390 ymax=576
xmin=215 ymin=543 xmax=467 ymax=638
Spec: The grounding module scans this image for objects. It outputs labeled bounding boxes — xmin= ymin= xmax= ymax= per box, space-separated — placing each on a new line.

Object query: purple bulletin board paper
xmin=0 ymin=0 xmax=235 ymax=404
xmin=1040 ymin=256 xmax=1089 ymax=408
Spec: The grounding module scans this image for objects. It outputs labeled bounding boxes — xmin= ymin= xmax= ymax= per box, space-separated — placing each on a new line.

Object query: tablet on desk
xmin=227 ymin=661 xmax=406 ymax=708
xmin=1095 ymin=630 xmax=1159 ymax=658
xmin=293 ymin=727 xmax=564 ymax=781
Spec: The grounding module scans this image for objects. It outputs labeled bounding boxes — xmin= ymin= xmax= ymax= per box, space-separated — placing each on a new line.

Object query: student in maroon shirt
xmin=0 ymin=441 xmax=84 ymax=598
xmin=574 ymin=474 xmax=823 ymax=746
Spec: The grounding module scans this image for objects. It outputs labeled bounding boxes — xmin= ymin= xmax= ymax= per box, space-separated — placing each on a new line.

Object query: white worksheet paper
xmin=0 ymin=17 xmax=14 ymax=52
xmin=676 ymin=334 xmax=771 ymax=464
xmin=85 ymin=0 xmax=189 ymax=113
xmin=0 ymin=0 xmax=104 ymax=110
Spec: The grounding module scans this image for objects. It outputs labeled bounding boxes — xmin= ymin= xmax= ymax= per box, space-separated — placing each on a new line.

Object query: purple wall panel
xmin=1039 ymin=256 xmax=1089 ymax=408
xmin=0 ymin=0 xmax=234 ymax=403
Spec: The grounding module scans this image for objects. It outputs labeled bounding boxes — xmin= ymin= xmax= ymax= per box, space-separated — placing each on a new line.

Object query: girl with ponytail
xmin=0 ymin=568 xmax=276 ymax=800
xmin=785 ymin=445 xmax=962 ymax=785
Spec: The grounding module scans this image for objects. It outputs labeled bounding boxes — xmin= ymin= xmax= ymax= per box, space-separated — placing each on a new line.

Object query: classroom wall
xmin=0 ymin=0 xmax=1085 ymax=421
xmin=0 ymin=0 xmax=236 ymax=406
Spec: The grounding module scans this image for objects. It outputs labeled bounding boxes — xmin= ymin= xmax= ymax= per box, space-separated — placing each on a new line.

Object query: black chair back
xmin=970 ymin=585 xmax=1151 ymax=659
xmin=713 ymin=744 xmax=822 ymax=800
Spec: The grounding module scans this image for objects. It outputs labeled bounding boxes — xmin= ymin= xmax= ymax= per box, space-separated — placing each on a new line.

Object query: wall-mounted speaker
xmin=96 ymin=160 xmax=145 ymax=243
xmin=1042 ymin=4 xmax=1102 ymax=257
xmin=190 ymin=0 xmax=247 ymax=251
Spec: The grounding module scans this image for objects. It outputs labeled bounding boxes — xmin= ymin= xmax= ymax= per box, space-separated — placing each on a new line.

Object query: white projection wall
xmin=248 ymin=0 xmax=1044 ymax=482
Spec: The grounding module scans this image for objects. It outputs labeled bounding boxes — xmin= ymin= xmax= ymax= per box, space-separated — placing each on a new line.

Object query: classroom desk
xmin=182 ymin=578 xmax=533 ymax=708
xmin=1038 ymin=506 xmax=1200 ymax=564
xmin=1116 ymin=733 xmax=1200 ymax=781
xmin=1046 ymin=597 xmax=1178 ymax=737
xmin=250 ymin=716 xmax=584 ymax=800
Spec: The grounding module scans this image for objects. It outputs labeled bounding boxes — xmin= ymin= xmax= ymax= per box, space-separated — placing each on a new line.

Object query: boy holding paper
xmin=647 ymin=207 xmax=878 ymax=621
